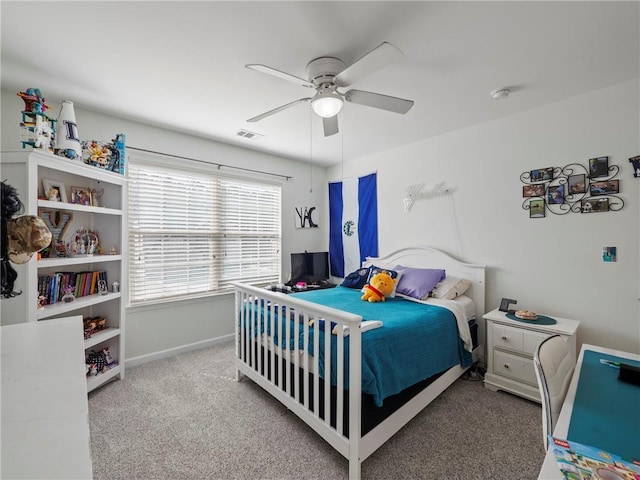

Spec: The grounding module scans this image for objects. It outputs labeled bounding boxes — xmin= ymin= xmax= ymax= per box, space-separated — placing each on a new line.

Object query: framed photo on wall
xmin=581 ymin=198 xmax=609 ymax=213
xmin=589 ymin=156 xmax=609 ymax=179
xmin=589 ymin=180 xmax=619 ymax=196
xmin=529 ymin=167 xmax=554 ymax=182
xmin=523 ymin=183 xmax=545 ymax=197
xmin=568 ymin=174 xmax=586 ymax=194
xmin=547 ymin=185 xmax=565 ymax=204
xmin=529 ymin=199 xmax=545 ymax=218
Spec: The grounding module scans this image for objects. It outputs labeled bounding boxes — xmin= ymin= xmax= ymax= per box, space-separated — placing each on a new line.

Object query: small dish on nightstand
xmin=515 ymin=310 xmax=538 ymax=320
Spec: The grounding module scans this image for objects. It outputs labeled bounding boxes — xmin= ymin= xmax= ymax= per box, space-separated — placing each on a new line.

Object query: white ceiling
xmin=2 ymin=1 xmax=638 ymax=167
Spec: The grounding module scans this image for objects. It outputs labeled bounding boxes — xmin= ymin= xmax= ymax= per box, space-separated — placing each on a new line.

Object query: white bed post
xmin=349 ymin=324 xmax=362 ymax=480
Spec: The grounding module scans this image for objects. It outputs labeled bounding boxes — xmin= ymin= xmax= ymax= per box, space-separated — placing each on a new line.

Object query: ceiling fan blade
xmin=245 ymin=64 xmax=315 ymax=89
xmin=335 ymin=42 xmax=403 ymax=87
xmin=247 ymin=98 xmax=311 ymax=122
xmin=345 ymin=89 xmax=414 ymax=114
xmin=323 ymin=115 xmax=339 ymax=137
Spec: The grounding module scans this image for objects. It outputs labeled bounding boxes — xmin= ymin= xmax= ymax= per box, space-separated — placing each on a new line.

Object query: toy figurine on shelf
xmin=100 ymin=133 xmax=127 ymax=174
xmin=82 ymin=140 xmax=111 ymax=168
xmin=54 ymin=101 xmax=82 ymax=160
xmin=36 ymin=294 xmax=46 ymax=310
xmin=17 ymin=88 xmax=50 ymax=115
xmin=17 ymin=88 xmax=57 ymax=151
xmin=61 ymin=286 xmax=75 ymax=303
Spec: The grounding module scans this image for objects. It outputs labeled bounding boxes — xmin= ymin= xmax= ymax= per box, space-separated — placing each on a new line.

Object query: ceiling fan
xmin=245 ymin=42 xmax=414 ymax=137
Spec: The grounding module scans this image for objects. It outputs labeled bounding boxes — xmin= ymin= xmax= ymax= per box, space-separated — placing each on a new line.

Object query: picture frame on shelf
xmin=588 ymin=156 xmax=609 ymax=179
xmin=70 ymin=186 xmax=92 ymax=206
xmin=529 ymin=199 xmax=545 ymax=218
xmin=568 ymin=174 xmax=586 ymax=194
xmin=42 ymin=178 xmax=68 ymax=202
xmin=523 ymin=183 xmax=545 ymax=197
xmin=589 ymin=180 xmax=619 ymax=196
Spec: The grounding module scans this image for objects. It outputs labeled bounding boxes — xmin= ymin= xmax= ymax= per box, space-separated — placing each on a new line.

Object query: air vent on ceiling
xmin=236 ymin=129 xmax=265 ymax=141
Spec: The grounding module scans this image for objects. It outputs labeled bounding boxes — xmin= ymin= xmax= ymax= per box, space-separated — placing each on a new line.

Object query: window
xmin=128 ymin=162 xmax=281 ymax=305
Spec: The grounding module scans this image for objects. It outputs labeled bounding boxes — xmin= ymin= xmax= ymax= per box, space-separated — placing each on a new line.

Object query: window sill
xmin=126 ymin=290 xmax=234 ymax=313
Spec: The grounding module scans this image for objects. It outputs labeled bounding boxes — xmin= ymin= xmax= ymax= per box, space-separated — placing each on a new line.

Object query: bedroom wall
xmin=328 ymin=79 xmax=640 ymax=355
xmin=0 ymin=88 xmax=329 ymax=363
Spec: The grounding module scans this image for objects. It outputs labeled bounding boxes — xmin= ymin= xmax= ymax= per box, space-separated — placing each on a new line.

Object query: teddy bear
xmin=361 ymin=270 xmax=396 ymax=302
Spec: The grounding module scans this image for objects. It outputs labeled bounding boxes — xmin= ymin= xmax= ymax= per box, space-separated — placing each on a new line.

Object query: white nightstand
xmin=483 ymin=308 xmax=580 ymax=402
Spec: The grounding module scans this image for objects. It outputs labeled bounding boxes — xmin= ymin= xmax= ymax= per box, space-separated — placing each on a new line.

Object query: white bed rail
xmin=233 ymin=282 xmax=365 ymax=479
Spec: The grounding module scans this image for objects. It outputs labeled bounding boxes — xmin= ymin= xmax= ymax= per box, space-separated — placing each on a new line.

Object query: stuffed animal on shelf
xmin=361 ymin=270 xmax=396 ymax=303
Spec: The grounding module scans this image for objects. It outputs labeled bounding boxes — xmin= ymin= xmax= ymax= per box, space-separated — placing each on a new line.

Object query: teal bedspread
xmin=245 ymin=286 xmax=472 ymax=406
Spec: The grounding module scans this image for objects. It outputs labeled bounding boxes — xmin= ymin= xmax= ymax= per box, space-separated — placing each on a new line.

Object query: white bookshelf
xmin=1 ymin=149 xmax=127 ymax=392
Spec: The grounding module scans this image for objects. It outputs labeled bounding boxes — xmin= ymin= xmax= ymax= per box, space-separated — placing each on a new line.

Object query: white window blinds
xmin=128 ymin=162 xmax=281 ymax=305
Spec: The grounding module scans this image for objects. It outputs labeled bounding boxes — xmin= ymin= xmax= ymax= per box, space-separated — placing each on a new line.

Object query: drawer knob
xmin=501 ymin=336 xmax=508 ymax=341
xmin=504 ymin=364 xmax=510 ymax=369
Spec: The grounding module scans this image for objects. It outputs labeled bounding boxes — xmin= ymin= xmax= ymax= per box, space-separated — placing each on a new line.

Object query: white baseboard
xmin=125 ymin=334 xmax=235 ymax=368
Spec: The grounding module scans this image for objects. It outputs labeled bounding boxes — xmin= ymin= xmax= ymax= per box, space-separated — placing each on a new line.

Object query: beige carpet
xmin=88 ymin=341 xmax=546 ymax=479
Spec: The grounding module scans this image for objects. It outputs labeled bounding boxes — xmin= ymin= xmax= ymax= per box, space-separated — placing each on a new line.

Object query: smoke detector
xmin=490 ymin=88 xmax=511 ymax=100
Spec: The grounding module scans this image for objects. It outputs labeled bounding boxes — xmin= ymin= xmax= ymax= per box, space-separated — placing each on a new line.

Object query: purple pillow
xmin=394 ymin=265 xmax=446 ymax=300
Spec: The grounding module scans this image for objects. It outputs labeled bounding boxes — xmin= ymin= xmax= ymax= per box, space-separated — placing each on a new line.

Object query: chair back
xmin=533 ymin=334 xmax=575 ymax=450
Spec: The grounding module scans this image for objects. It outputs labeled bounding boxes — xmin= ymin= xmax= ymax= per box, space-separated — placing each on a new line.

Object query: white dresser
xmin=483 ymin=308 xmax=580 ymax=402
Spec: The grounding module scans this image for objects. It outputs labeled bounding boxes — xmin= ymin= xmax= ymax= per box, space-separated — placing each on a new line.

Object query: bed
xmin=234 ymin=246 xmax=486 ymax=480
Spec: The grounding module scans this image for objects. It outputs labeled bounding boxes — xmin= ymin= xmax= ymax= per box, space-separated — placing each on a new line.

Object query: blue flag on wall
xmin=328 ymin=173 xmax=378 ymax=278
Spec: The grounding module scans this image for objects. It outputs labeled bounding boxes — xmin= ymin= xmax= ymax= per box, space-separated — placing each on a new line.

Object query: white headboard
xmin=363 ymin=245 xmax=486 ymax=322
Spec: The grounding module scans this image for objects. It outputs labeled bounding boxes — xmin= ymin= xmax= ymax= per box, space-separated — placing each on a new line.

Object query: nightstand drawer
xmin=492 ymin=324 xmax=549 ymax=355
xmin=492 ymin=324 xmax=524 ymax=351
xmin=522 ymin=329 xmax=550 ymax=355
xmin=493 ymin=350 xmax=537 ymax=386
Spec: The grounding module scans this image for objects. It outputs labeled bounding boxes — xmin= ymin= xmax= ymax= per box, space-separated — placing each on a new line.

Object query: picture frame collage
xmin=520 ymin=156 xmax=623 ymax=218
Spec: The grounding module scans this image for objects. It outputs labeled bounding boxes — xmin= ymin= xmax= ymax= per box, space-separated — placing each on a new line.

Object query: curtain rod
xmin=127 ymin=146 xmax=292 ymax=181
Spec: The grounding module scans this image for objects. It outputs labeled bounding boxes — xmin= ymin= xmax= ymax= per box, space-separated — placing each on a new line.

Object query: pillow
xmin=340 ymin=266 xmax=371 ymax=289
xmin=364 ymin=266 xmax=402 ymax=298
xmin=431 ymin=276 xmax=471 ymax=300
xmin=393 ymin=265 xmax=445 ymax=300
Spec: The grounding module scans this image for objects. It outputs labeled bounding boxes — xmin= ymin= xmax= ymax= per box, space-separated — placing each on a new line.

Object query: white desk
xmin=1 ymin=316 xmax=93 ymax=479
xmin=537 ymin=344 xmax=640 ymax=479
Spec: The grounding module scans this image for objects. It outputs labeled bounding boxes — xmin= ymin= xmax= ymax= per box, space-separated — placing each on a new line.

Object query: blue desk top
xmin=567 ymin=349 xmax=640 ymax=462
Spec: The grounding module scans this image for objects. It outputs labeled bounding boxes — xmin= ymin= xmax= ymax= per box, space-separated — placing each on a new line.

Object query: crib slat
xmin=269 ymin=299 xmax=276 ymax=386
xmin=285 ymin=304 xmax=291 ymax=396
xmin=324 ymin=318 xmax=331 ymax=427
xmin=303 ymin=312 xmax=310 ymax=410
xmin=313 ymin=315 xmax=320 ymax=420
xmin=293 ymin=305 xmax=300 ymax=400
xmin=336 ymin=326 xmax=344 ymax=435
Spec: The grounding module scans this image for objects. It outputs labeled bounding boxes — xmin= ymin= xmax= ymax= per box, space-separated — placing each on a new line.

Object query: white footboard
xmin=233 ymin=283 xmax=365 ymax=480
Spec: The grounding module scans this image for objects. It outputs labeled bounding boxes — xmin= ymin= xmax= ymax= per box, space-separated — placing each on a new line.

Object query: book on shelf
xmin=37 ymin=270 xmax=108 ymax=305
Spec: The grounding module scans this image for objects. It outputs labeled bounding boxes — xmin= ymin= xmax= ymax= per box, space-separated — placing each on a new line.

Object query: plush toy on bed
xmin=361 ymin=270 xmax=396 ymax=303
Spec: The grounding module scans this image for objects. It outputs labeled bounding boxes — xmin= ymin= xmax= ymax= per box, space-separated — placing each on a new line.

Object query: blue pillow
xmin=394 ymin=265 xmax=446 ymax=300
xmin=340 ymin=267 xmax=371 ymax=289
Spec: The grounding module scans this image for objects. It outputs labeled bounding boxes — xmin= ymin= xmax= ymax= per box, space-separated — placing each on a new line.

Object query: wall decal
xmin=294 ymin=206 xmax=318 ymax=228
xmin=403 ymin=182 xmax=453 ymax=212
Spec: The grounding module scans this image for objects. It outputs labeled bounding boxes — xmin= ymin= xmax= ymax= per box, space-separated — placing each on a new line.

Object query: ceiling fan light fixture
xmin=311 ymin=87 xmax=343 ymax=118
